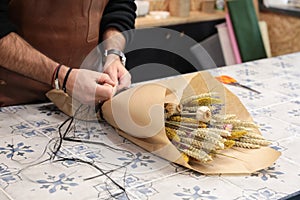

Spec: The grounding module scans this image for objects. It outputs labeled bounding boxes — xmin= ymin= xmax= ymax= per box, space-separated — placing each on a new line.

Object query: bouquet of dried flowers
xmin=100 ymin=72 xmax=280 ymax=174
xmin=164 ymin=92 xmax=271 ymax=164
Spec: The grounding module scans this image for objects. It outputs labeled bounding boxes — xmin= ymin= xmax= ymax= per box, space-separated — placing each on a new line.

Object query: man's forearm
xmin=102 ymin=27 xmax=126 ymax=51
xmin=0 ymin=32 xmax=58 ymax=86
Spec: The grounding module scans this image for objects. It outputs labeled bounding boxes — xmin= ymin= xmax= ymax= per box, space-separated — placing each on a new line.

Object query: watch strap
xmin=104 ymin=49 xmax=126 ymax=66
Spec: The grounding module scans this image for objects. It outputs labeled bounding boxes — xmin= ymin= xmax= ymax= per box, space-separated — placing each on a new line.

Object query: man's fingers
xmin=98 ymin=73 xmax=115 ymax=86
xmin=95 ymin=84 xmax=114 ymax=102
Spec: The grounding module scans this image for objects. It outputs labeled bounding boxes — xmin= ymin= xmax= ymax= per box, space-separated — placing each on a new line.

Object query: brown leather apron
xmin=0 ymin=0 xmax=109 ymax=106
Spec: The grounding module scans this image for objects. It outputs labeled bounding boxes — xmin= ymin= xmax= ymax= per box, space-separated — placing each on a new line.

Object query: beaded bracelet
xmin=62 ymin=68 xmax=72 ymax=93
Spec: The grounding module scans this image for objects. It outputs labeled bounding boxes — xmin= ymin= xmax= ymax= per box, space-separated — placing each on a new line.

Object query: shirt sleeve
xmin=0 ymin=0 xmax=17 ymax=39
xmin=100 ymin=0 xmax=137 ymax=43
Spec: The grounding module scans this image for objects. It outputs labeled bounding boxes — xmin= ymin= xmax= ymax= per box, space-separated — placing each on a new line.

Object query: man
xmin=0 ymin=0 xmax=136 ymax=106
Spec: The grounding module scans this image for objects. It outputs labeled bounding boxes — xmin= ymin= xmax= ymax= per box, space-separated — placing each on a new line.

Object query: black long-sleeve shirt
xmin=0 ymin=0 xmax=136 ymax=41
xmin=0 ymin=0 xmax=16 ymax=38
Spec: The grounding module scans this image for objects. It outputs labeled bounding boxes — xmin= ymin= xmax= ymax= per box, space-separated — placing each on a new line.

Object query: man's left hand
xmin=103 ymin=54 xmax=131 ymax=94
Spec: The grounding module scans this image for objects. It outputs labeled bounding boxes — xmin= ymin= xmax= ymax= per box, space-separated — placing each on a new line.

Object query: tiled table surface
xmin=1 ymin=52 xmax=300 ymax=200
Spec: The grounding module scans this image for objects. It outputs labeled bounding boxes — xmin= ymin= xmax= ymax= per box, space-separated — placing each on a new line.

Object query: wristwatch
xmin=104 ymin=49 xmax=126 ymax=66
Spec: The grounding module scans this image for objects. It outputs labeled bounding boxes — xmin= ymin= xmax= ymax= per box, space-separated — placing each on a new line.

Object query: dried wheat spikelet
xmin=234 ymin=141 xmax=261 ymax=149
xmin=164 ymin=93 xmax=271 ymax=163
xmin=178 ymin=144 xmax=213 ymax=163
xmin=186 ymin=97 xmax=222 ymax=107
xmin=180 ymin=93 xmax=216 ymax=105
xmin=227 ymin=130 xmax=248 ymax=140
xmin=238 ymin=137 xmax=271 ymax=146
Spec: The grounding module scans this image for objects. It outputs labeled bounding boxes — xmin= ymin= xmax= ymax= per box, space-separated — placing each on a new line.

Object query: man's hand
xmin=103 ymin=54 xmax=131 ymax=91
xmin=102 ymin=27 xmax=131 ymax=93
xmin=59 ymin=66 xmax=116 ymax=105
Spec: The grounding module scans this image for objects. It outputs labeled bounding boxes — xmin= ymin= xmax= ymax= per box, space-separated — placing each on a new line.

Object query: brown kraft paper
xmin=101 ymin=71 xmax=281 ymax=174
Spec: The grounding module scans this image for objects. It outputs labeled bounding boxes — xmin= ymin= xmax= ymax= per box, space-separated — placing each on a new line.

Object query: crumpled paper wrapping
xmin=47 ymin=71 xmax=281 ymax=174
xmin=101 ymin=71 xmax=281 ymax=174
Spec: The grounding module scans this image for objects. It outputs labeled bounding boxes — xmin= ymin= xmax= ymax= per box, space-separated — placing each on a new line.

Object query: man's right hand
xmin=59 ymin=65 xmax=116 ymax=105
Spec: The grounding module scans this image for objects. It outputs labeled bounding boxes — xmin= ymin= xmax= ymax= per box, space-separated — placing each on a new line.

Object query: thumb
xmin=117 ymin=72 xmax=131 ymax=90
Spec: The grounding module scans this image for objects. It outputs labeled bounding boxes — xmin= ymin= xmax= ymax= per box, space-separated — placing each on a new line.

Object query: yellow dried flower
xmin=165 ymin=127 xmax=181 ymax=143
xmin=169 ymin=116 xmax=198 ymax=124
xmin=181 ymin=153 xmax=190 ymax=163
xmin=180 ymin=93 xmax=215 ymax=105
xmin=227 ymin=130 xmax=248 ymax=140
xmin=224 ymin=139 xmax=235 ymax=148
xmin=187 ymin=97 xmax=222 ymax=107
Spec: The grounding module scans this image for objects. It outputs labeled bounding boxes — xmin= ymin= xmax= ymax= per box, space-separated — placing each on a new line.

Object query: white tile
xmin=146 ymin=173 xmax=242 ymax=200
xmin=0 ymin=105 xmax=27 ymax=115
xmin=0 ymin=114 xmax=26 ymax=138
xmin=267 ymin=100 xmax=300 ymax=127
xmin=0 ymin=135 xmax=52 ymax=165
xmin=256 ymin=75 xmax=300 ymax=98
xmin=13 ymin=103 xmax=68 ymax=126
xmin=221 ymin=157 xmax=300 ymax=199
xmin=3 ymin=162 xmax=101 ymax=200
xmin=0 ymin=162 xmax=21 ymax=190
xmin=278 ymin=136 xmax=300 ymax=165
xmin=67 ymin=119 xmax=125 ymax=146
xmin=235 ymin=88 xmax=289 ymax=111
xmin=0 ymin=190 xmax=12 ymax=200
xmin=252 ymin=116 xmax=300 ymax=141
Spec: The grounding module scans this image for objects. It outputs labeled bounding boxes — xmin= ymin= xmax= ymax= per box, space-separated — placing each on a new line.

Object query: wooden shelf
xmin=135 ymin=11 xmax=226 ymax=28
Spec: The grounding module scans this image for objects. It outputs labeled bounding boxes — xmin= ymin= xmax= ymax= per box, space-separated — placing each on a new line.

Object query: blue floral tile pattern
xmin=1 ymin=52 xmax=300 ymax=199
xmin=250 ymin=165 xmax=284 ymax=181
xmin=118 ymin=152 xmax=156 ymax=169
xmin=94 ymin=174 xmax=158 ymax=199
xmin=174 ymin=186 xmax=218 ymax=200
xmin=0 ymin=142 xmax=34 ymax=159
xmin=0 ymin=164 xmax=20 ymax=188
xmin=234 ymin=187 xmax=287 ymax=200
xmin=36 ymin=172 xmax=79 ymax=194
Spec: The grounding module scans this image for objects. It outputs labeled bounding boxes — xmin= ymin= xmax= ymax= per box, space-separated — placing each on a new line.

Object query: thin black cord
xmin=15 ymin=103 xmax=133 ymax=200
xmin=50 ymin=104 xmax=132 ymax=199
